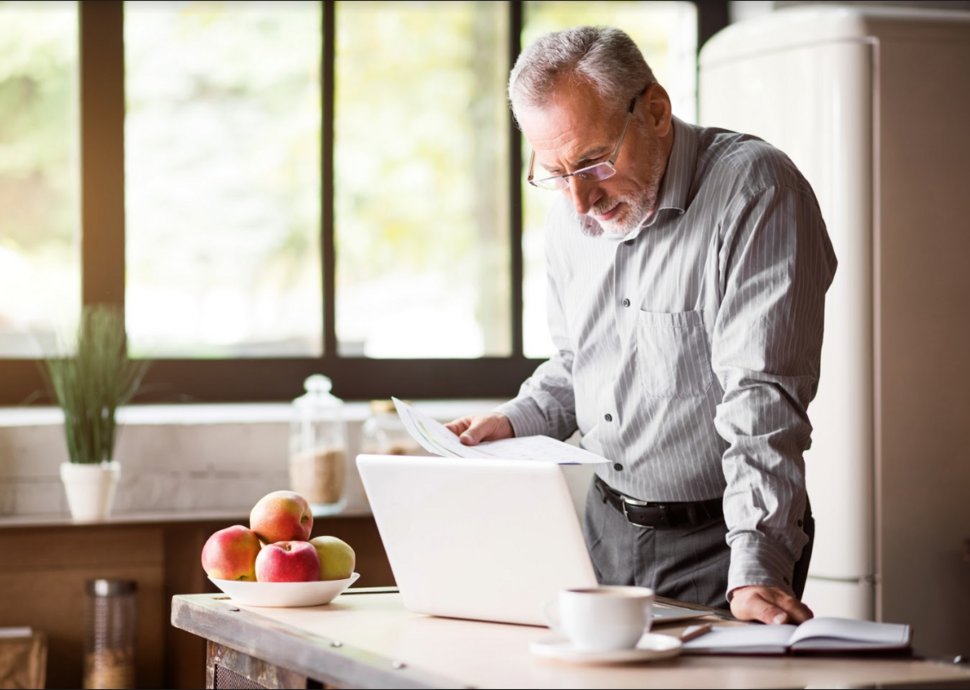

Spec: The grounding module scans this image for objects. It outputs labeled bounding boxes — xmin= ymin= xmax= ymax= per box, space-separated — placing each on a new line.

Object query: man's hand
xmin=444 ymin=413 xmax=514 ymax=446
xmin=729 ymin=585 xmax=814 ymax=625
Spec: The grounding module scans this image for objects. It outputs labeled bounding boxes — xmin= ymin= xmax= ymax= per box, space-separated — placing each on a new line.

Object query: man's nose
xmin=565 ymin=176 xmax=602 ymax=216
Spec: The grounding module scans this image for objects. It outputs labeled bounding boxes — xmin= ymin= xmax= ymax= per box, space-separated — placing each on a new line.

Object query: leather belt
xmin=594 ymin=475 xmax=723 ymax=529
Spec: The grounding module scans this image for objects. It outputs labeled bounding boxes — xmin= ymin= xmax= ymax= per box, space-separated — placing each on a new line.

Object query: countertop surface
xmin=171 ymin=590 xmax=970 ymax=689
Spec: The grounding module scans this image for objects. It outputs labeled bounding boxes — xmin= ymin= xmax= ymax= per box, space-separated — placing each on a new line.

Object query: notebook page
xmin=682 ymin=623 xmax=797 ymax=654
xmin=788 ymin=617 xmax=911 ymax=650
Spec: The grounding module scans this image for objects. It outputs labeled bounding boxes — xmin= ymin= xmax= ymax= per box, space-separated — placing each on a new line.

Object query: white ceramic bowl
xmin=209 ymin=572 xmax=360 ymax=607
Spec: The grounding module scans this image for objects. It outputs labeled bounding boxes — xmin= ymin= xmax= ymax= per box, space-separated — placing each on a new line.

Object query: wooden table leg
xmin=206 ymin=640 xmax=316 ymax=689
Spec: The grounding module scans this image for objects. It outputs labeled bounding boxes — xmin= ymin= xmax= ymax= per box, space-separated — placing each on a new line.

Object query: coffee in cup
xmin=544 ymin=585 xmax=655 ymax=652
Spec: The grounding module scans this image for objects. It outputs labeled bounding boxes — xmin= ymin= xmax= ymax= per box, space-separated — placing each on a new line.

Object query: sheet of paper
xmin=391 ymin=397 xmax=609 ymax=465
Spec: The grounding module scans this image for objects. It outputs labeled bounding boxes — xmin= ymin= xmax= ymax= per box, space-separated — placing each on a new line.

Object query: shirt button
xmin=613 ymin=463 xmax=624 ymax=471
xmin=621 ymin=298 xmax=631 ymax=308
xmin=604 ymin=413 xmax=613 ymax=422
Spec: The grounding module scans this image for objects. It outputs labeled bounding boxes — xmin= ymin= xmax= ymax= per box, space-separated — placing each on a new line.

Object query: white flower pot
xmin=60 ymin=461 xmax=121 ymax=521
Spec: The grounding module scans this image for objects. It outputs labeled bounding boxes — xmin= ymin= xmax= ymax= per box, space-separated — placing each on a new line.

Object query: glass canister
xmin=288 ymin=374 xmax=348 ymax=514
xmin=359 ymin=399 xmax=423 ymax=456
xmin=84 ymin=578 xmax=136 ymax=690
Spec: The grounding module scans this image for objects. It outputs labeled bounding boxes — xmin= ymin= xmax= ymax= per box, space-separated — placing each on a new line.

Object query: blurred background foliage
xmin=0 ymin=1 xmax=79 ymax=352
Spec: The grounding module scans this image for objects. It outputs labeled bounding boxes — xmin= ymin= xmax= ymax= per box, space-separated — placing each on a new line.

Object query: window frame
xmin=1 ymin=0 xmax=727 ymax=405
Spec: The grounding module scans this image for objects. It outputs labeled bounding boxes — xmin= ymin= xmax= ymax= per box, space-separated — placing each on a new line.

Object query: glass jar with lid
xmin=359 ymin=399 xmax=423 ymax=456
xmin=288 ymin=374 xmax=348 ymax=514
xmin=84 ymin=578 xmax=136 ymax=689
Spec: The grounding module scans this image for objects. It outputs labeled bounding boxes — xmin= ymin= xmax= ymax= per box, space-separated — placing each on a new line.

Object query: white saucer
xmin=530 ymin=633 xmax=682 ymax=665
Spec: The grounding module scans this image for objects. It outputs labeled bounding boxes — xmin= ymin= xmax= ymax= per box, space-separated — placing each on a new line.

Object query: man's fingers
xmin=750 ymin=596 xmax=787 ymax=625
xmin=730 ymin=586 xmax=814 ymax=625
xmin=444 ymin=417 xmax=472 ymax=436
xmin=459 ymin=418 xmax=497 ymax=445
xmin=784 ymin=599 xmax=814 ymax=623
xmin=455 ymin=414 xmax=513 ymax=445
xmin=459 ymin=423 xmax=484 ymax=445
xmin=445 ymin=416 xmax=492 ymax=444
xmin=762 ymin=590 xmax=814 ymax=624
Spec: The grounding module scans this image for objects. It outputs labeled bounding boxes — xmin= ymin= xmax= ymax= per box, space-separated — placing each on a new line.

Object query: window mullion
xmin=509 ymin=1 xmax=524 ymax=358
xmin=79 ymin=1 xmax=126 ymax=311
xmin=322 ymin=0 xmax=337 ymax=359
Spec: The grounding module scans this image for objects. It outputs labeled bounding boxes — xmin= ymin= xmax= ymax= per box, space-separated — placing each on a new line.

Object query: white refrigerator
xmin=699 ymin=5 xmax=970 ymax=657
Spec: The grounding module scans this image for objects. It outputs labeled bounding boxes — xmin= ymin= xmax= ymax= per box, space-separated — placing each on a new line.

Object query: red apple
xmin=255 ymin=540 xmax=320 ymax=582
xmin=201 ymin=525 xmax=261 ymax=581
xmin=249 ymin=490 xmax=313 ymax=544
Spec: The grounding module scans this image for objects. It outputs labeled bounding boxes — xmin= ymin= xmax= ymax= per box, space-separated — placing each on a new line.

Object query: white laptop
xmin=356 ymin=454 xmax=710 ymax=627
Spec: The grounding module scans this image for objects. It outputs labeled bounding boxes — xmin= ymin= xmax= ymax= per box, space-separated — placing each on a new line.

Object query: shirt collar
xmin=650 ymin=115 xmax=697 ymax=219
xmin=596 ymin=115 xmax=698 ymax=243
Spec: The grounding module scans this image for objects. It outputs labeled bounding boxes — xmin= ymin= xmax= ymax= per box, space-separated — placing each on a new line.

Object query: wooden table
xmin=171 ymin=588 xmax=970 ymax=689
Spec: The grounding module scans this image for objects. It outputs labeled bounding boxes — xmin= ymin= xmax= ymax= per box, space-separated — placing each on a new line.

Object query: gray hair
xmin=508 ymin=26 xmax=655 ymax=122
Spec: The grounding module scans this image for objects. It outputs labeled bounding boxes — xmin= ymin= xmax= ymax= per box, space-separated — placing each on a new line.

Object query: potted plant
xmin=39 ymin=304 xmax=150 ymax=521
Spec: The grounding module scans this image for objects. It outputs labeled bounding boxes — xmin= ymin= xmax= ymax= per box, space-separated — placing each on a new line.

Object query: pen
xmin=679 ymin=623 xmax=713 ymax=642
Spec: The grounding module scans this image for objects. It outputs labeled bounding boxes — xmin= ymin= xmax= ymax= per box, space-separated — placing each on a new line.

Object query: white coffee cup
xmin=543 ymin=585 xmax=655 ymax=652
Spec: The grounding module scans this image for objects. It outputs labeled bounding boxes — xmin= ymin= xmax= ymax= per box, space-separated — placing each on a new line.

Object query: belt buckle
xmin=621 ymin=496 xmax=664 ymax=528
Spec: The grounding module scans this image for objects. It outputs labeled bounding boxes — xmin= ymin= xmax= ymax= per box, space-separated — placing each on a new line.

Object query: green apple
xmin=309 ymin=535 xmax=356 ymax=581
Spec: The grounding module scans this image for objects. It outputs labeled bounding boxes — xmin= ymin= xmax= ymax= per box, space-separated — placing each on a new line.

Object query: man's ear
xmin=643 ymin=82 xmax=673 ymax=138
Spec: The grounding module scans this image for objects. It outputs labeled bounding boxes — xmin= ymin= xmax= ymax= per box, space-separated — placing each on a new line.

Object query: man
xmin=446 ymin=26 xmax=836 ymax=626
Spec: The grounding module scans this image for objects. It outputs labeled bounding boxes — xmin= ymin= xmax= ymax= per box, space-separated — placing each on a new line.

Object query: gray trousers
xmin=582 ymin=477 xmax=814 ymax=611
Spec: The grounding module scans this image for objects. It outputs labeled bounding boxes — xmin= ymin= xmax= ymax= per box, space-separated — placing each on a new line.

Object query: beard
xmin=579 ymin=129 xmax=667 ymax=239
xmin=580 ymin=190 xmax=657 ymax=238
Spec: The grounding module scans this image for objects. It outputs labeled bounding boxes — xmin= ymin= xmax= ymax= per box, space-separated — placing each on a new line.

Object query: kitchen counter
xmin=172 ymin=589 xmax=970 ymax=689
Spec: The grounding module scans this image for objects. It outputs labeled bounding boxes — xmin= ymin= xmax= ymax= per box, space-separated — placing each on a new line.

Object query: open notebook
xmin=683 ymin=617 xmax=912 ymax=655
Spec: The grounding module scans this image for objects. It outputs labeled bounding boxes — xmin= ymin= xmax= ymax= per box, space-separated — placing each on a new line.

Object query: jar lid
xmin=293 ymin=374 xmax=343 ymax=408
xmin=87 ymin=579 xmax=137 ymax=597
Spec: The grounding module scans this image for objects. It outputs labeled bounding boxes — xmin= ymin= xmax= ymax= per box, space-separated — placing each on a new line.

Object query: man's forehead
xmin=518 ymin=90 xmax=615 ymax=167
xmin=519 ymin=80 xmax=611 ymax=133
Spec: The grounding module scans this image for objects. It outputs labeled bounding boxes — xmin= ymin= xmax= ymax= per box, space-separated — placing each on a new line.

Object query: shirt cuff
xmin=727 ymin=533 xmax=797 ymax=598
xmin=494 ymin=397 xmax=550 ymax=438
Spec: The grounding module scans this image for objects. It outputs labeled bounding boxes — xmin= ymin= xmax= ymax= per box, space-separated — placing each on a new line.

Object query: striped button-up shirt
xmin=497 ymin=116 xmax=837 ymax=595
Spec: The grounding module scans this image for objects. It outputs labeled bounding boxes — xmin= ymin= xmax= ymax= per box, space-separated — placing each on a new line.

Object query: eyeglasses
xmin=527 ymin=84 xmax=650 ymax=191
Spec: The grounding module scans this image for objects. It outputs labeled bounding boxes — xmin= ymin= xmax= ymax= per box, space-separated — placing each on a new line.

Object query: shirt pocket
xmin=636 ymin=309 xmax=714 ymax=398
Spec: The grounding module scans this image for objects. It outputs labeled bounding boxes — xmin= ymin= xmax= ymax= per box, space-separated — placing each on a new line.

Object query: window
xmin=0 ymin=1 xmax=719 ymax=405
xmin=334 ymin=2 xmax=510 ymax=358
xmin=124 ymin=1 xmax=324 ymax=358
xmin=0 ymin=1 xmax=80 ymax=359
